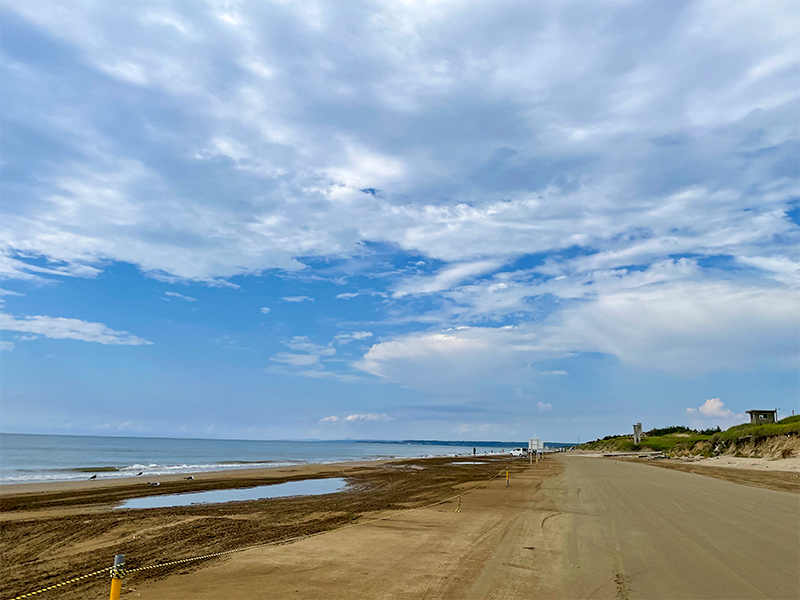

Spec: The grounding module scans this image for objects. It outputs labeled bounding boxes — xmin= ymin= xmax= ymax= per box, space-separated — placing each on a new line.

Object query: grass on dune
xmin=581 ymin=415 xmax=800 ymax=455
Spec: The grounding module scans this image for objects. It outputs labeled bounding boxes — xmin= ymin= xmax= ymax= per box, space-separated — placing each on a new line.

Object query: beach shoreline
xmin=0 ymin=458 xmax=392 ymax=497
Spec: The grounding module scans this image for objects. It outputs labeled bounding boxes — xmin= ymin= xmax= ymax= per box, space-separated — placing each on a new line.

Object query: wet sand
xmin=0 ymin=456 xmax=523 ymax=599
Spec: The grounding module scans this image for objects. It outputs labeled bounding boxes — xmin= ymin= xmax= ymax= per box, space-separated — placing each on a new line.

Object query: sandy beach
xmin=675 ymin=454 xmax=800 ymax=472
xmin=1 ymin=455 xmax=527 ymax=599
xmin=2 ymin=452 xmax=798 ymax=599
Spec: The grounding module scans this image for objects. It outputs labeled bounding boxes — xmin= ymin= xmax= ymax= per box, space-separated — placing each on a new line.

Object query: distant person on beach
xmin=473 ymin=447 xmax=476 ymax=456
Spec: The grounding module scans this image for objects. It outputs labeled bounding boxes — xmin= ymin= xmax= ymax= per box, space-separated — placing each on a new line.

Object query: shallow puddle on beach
xmin=452 ymin=461 xmax=489 ymax=465
xmin=115 ymin=477 xmax=347 ymax=510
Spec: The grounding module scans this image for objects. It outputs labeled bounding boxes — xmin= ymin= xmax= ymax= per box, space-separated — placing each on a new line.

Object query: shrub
xmin=645 ymin=425 xmax=694 ymax=436
xmin=699 ymin=426 xmax=721 ymax=435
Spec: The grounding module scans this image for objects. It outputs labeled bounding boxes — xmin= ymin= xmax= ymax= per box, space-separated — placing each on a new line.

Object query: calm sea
xmin=0 ymin=434 xmax=522 ymax=484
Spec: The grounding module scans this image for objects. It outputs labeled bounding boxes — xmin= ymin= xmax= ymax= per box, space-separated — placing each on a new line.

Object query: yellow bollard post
xmin=109 ymin=554 xmax=125 ymax=600
xmin=506 ymin=469 xmax=509 ymax=487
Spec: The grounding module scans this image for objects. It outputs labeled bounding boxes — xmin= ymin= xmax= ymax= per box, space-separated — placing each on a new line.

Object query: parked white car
xmin=510 ymin=448 xmax=526 ymax=457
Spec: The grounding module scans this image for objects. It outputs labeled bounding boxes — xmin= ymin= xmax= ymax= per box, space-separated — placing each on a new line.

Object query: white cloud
xmin=270 ymin=353 xmax=320 ymax=367
xmin=2 ymin=0 xmax=796 ymax=293
xmin=296 ymin=370 xmax=362 ymax=383
xmin=164 ymin=291 xmax=197 ymax=302
xmin=282 ymin=296 xmax=314 ymax=303
xmin=555 ymin=280 xmax=799 ymax=373
xmin=336 ymin=290 xmax=387 ymax=300
xmin=260 ymin=307 xmax=271 ymax=314
xmin=0 ymin=341 xmax=14 ymax=351
xmin=334 ymin=331 xmax=373 ymax=345
xmin=737 ymin=256 xmax=800 ymax=286
xmin=268 ymin=336 xmax=360 ymax=380
xmin=357 ymin=279 xmax=799 ymax=389
xmin=285 ymin=336 xmax=335 ymax=356
xmin=0 ymin=252 xmax=102 ymax=282
xmin=687 ymin=398 xmax=734 ymax=418
xmin=0 ymin=313 xmax=152 ymax=345
xmin=686 ymin=398 xmax=746 ymax=427
xmin=537 ymin=401 xmax=552 ymax=411
xmin=2 ymin=0 xmax=798 ymax=413
xmin=344 ymin=413 xmax=390 ymax=422
xmin=319 ymin=413 xmax=391 ymax=424
xmin=393 ymin=260 xmax=504 ymax=297
xmin=356 ymin=326 xmax=558 ymax=391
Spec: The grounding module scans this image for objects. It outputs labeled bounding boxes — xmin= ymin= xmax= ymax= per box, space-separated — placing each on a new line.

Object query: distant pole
xmin=109 ymin=554 xmax=125 ymax=600
xmin=506 ymin=469 xmax=509 ymax=487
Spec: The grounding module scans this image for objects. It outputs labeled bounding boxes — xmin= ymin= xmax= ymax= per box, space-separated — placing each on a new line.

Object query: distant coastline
xmin=359 ymin=439 xmax=575 ymax=448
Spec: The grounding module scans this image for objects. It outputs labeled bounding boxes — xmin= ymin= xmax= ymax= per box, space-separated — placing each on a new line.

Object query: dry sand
xmin=678 ymin=454 xmax=800 ymax=472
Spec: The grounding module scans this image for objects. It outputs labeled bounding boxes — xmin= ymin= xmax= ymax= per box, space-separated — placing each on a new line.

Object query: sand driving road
xmin=128 ymin=456 xmax=798 ymax=599
xmin=473 ymin=456 xmax=799 ymax=600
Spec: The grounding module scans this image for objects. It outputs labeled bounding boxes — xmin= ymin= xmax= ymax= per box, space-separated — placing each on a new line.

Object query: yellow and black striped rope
xmin=9 ymin=567 xmax=111 ymax=599
xmin=110 ymin=566 xmax=127 ymax=579
xmin=8 ymin=466 xmax=509 ymax=600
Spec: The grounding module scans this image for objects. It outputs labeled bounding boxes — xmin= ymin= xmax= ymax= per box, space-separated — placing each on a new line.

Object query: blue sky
xmin=1 ymin=0 xmax=798 ymax=443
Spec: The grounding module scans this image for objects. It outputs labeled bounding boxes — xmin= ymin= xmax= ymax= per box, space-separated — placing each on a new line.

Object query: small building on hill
xmin=633 ymin=423 xmax=642 ymax=444
xmin=746 ymin=409 xmax=776 ymax=425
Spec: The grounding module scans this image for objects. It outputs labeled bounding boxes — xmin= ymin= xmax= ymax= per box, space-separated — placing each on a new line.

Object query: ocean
xmin=0 ymin=433 xmax=525 ymax=484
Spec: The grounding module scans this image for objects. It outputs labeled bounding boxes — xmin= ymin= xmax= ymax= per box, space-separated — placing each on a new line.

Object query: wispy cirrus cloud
xmin=0 ymin=313 xmax=152 ymax=346
xmin=334 ymin=331 xmax=373 ymax=345
xmin=164 ymin=291 xmax=197 ymax=302
xmin=282 ymin=296 xmax=314 ymax=303
xmin=393 ymin=260 xmax=504 ymax=297
xmin=319 ymin=413 xmax=391 ymax=424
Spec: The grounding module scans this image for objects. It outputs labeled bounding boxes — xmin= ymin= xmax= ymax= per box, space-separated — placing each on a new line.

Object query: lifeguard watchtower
xmin=745 ymin=410 xmax=776 ymax=425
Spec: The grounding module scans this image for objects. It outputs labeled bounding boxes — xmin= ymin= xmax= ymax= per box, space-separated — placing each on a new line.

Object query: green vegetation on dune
xmin=711 ymin=415 xmax=800 ymax=445
xmin=581 ymin=415 xmax=800 ymax=457
xmin=581 ymin=433 xmax=713 ymax=453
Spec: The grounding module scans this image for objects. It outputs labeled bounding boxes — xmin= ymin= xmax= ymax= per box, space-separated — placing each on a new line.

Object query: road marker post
xmin=506 ymin=469 xmax=509 ymax=487
xmin=109 ymin=554 xmax=125 ymax=600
